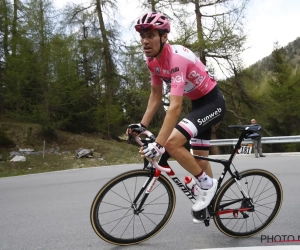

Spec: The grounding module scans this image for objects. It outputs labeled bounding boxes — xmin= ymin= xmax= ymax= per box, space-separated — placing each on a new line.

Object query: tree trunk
xmin=194 ymin=1 xmax=206 ymax=65
xmin=38 ymin=0 xmax=50 ymax=128
xmin=2 ymin=0 xmax=9 ymax=60
xmin=12 ymin=0 xmax=18 ymax=56
xmin=149 ymin=0 xmax=156 ymax=11
xmin=95 ymin=0 xmax=116 ymax=136
xmin=194 ymin=1 xmax=219 ymax=153
xmin=81 ymin=25 xmax=90 ymax=85
xmin=95 ymin=0 xmax=114 ymax=78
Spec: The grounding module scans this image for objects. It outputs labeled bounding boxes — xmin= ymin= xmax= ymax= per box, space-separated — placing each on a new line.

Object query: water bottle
xmin=184 ymin=176 xmax=199 ymax=195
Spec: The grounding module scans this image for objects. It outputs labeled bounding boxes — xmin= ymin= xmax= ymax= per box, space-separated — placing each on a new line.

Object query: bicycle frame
xmin=132 ymin=127 xmax=260 ymax=218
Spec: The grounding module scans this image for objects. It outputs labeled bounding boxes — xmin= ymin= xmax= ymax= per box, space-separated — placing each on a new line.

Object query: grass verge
xmin=0 ymin=120 xmax=143 ymax=178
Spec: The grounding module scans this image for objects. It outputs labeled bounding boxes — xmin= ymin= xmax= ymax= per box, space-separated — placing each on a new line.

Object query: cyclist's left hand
xmin=141 ymin=142 xmax=165 ymax=159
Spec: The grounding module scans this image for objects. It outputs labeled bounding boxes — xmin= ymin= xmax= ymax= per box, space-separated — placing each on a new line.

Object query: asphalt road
xmin=1 ymin=153 xmax=300 ymax=250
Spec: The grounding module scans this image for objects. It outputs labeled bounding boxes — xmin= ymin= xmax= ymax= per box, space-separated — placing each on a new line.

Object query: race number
xmin=238 ymin=145 xmax=252 ymax=154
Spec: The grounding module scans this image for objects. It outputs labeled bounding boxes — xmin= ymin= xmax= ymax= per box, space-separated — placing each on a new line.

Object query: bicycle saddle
xmin=228 ymin=124 xmax=261 ymax=132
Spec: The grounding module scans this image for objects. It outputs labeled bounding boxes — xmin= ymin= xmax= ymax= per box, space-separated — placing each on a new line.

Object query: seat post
xmin=229 ymin=131 xmax=247 ymax=162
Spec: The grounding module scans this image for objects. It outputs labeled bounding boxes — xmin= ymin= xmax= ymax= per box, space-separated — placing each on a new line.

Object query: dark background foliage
xmin=1 ymin=0 xmax=300 ymax=154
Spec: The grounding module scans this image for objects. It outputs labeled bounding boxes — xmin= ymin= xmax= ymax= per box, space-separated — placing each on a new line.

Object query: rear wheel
xmin=90 ymin=169 xmax=176 ymax=246
xmin=213 ymin=169 xmax=283 ymax=237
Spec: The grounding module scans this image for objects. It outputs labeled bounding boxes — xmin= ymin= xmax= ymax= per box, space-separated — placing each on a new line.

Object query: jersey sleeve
xmin=146 ymin=60 xmax=163 ymax=85
xmin=151 ymin=74 xmax=163 ymax=85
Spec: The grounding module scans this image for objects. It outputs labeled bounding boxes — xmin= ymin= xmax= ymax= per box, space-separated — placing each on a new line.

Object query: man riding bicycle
xmin=127 ymin=12 xmax=226 ymax=221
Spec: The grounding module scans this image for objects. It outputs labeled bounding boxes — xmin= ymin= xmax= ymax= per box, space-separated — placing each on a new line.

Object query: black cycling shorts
xmin=175 ymin=86 xmax=226 ymax=150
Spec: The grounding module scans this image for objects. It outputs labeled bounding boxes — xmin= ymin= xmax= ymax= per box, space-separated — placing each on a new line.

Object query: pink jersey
xmin=146 ymin=44 xmax=217 ymax=100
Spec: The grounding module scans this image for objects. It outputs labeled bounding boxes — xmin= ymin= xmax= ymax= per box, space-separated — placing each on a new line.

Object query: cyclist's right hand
xmin=126 ymin=123 xmax=146 ymax=136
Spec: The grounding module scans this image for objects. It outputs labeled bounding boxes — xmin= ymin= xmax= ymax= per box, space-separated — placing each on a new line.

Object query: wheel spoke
xmin=122 ymin=180 xmax=133 ymax=203
xmin=142 ymin=212 xmax=166 ymax=216
xmin=255 ymin=200 xmax=276 ymax=207
xmin=134 ymin=176 xmax=138 ymax=201
xmin=120 ymin=215 xmax=135 ymax=238
xmin=142 ymin=192 xmax=168 ymax=208
xmin=248 ymin=175 xmax=255 ymax=196
xmin=255 ymin=193 xmax=277 ymax=203
xmin=98 ymin=205 xmax=130 ymax=214
xmin=255 ymin=203 xmax=275 ymax=210
xmin=137 ymin=213 xmax=147 ymax=235
xmin=144 ymin=202 xmax=169 ymax=206
xmin=229 ymin=216 xmax=240 ymax=230
xmin=228 ymin=186 xmax=241 ymax=199
xmin=140 ymin=212 xmax=159 ymax=226
xmin=133 ymin=215 xmax=135 ymax=238
xmin=109 ymin=189 xmax=132 ymax=204
xmin=102 ymin=210 xmax=133 ymax=228
xmin=245 ymin=176 xmax=251 ymax=197
xmin=253 ymin=180 xmax=270 ymax=204
xmin=239 ymin=219 xmax=246 ymax=232
xmin=252 ymin=176 xmax=263 ymax=199
xmin=252 ymin=186 xmax=275 ymax=199
xmin=251 ymin=211 xmax=256 ymax=230
xmin=254 ymin=209 xmax=270 ymax=218
xmin=254 ymin=210 xmax=264 ymax=224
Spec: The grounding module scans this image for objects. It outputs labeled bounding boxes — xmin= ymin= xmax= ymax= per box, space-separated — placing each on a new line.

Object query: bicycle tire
xmin=90 ymin=169 xmax=176 ymax=246
xmin=213 ymin=169 xmax=283 ymax=238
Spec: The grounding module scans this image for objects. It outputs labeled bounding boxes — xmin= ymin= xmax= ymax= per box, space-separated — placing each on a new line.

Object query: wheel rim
xmin=214 ymin=171 xmax=282 ymax=236
xmin=92 ymin=171 xmax=174 ymax=244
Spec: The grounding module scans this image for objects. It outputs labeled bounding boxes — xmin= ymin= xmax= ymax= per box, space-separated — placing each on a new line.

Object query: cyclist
xmin=127 ymin=12 xmax=226 ymax=220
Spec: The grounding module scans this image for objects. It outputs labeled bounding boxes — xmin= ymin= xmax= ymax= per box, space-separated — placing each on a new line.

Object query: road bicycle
xmin=90 ymin=124 xmax=283 ymax=246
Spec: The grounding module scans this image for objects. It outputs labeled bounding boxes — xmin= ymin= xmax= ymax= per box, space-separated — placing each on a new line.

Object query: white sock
xmin=196 ymin=172 xmax=213 ymax=190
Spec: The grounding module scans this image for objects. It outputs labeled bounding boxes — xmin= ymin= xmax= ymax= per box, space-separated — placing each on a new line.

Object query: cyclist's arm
xmin=155 ymin=94 xmax=183 ymax=146
xmin=141 ymin=84 xmax=163 ymax=127
xmin=155 ymin=51 xmax=189 ymax=146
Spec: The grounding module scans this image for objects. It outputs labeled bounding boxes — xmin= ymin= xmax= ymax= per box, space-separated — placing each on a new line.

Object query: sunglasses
xmin=135 ymin=24 xmax=154 ymax=32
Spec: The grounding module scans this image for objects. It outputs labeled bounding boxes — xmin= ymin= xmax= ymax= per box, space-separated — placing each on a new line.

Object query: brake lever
xmin=134 ymin=131 xmax=171 ymax=173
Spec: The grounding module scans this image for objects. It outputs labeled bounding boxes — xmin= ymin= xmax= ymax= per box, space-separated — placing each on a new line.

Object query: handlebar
xmin=134 ymin=130 xmax=155 ymax=146
xmin=134 ymin=130 xmax=172 ymax=173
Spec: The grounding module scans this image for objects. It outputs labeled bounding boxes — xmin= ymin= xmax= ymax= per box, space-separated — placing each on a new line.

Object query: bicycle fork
xmin=131 ymin=169 xmax=160 ymax=215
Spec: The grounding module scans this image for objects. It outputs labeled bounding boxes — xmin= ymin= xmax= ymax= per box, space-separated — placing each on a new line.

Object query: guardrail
xmin=210 ymin=135 xmax=300 ymax=146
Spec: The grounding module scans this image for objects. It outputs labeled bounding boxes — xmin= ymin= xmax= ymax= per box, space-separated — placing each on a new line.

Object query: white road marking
xmin=193 ymin=246 xmax=300 ymax=250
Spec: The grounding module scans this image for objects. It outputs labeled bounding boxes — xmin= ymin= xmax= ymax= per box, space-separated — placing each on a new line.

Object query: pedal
xmin=192 ymin=208 xmax=210 ymax=221
xmin=204 ymin=219 xmax=210 ymax=227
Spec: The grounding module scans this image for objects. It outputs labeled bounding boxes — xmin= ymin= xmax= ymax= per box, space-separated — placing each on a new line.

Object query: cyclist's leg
xmin=193 ymin=151 xmax=212 ymax=177
xmin=165 ymin=86 xmax=225 ymax=211
xmin=158 ymin=133 xmax=203 ymax=176
xmin=190 ymin=128 xmax=213 ymax=178
xmin=164 ymin=130 xmax=201 ymax=175
xmin=165 ymin=127 xmax=218 ymax=212
xmin=198 ymin=158 xmax=212 ymax=177
xmin=159 ymin=140 xmax=191 ymax=164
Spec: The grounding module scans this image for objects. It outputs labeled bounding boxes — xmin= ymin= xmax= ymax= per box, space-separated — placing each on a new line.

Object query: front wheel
xmin=90 ymin=169 xmax=176 ymax=246
xmin=213 ymin=169 xmax=283 ymax=238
